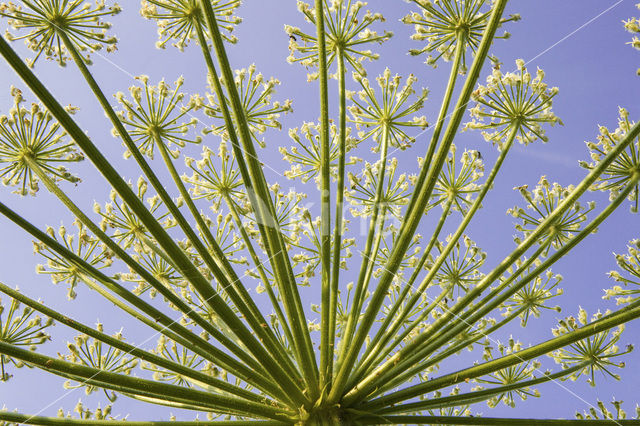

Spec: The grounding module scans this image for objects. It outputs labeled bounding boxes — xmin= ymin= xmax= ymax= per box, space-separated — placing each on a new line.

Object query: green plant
xmin=0 ymin=0 xmax=639 ymax=424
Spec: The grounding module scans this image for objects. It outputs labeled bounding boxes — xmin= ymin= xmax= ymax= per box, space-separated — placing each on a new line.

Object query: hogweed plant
xmin=0 ymin=0 xmax=639 ymax=424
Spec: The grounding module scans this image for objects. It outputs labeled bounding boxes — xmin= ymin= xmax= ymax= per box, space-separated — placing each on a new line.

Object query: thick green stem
xmin=0 ymin=282 xmax=275 ymax=406
xmin=316 ymin=0 xmax=333 ymax=389
xmin=329 ymin=2 xmax=509 ymax=402
xmin=54 ymin=32 xmax=308 ymax=399
xmin=18 ymin=151 xmax=298 ymax=395
xmin=221 ymin=192 xmax=295 ymax=350
xmin=361 ymin=297 xmax=640 ymax=410
xmin=0 ymin=199 xmax=295 ymax=402
xmin=0 ymin=413 xmax=284 ymax=426
xmin=0 ymin=342 xmax=294 ymax=422
xmin=332 ymin=128 xmax=390 ymax=394
xmin=376 ymin=363 xmax=586 ymax=415
xmin=389 ymin=177 xmax=640 ymax=387
xmin=197 ymin=0 xmax=318 ymax=396
xmin=353 ymin=195 xmax=454 ymax=379
xmin=327 ymin=46 xmax=348 ymax=388
xmin=154 ymin=136 xmax=300 ymax=379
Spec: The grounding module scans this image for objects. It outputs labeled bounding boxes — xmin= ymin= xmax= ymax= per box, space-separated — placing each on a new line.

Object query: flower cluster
xmin=184 ymin=142 xmax=244 ymax=209
xmin=0 ymin=88 xmax=83 ymax=196
xmin=580 ymin=107 xmax=640 ymax=212
xmin=205 ymin=65 xmax=292 ymax=148
xmin=285 ymin=0 xmax=391 ymax=78
xmin=507 ymin=176 xmax=595 ymax=254
xmin=114 ymin=76 xmax=202 ymax=159
xmin=347 ymin=68 xmax=428 ymax=150
xmin=94 ymin=177 xmax=175 ymax=249
xmin=140 ymin=0 xmax=241 ymax=50
xmin=281 ymin=122 xmax=359 ymax=184
xmin=34 ymin=221 xmax=113 ymax=300
xmin=604 ymin=239 xmax=640 ymax=305
xmin=624 ymin=3 xmax=640 ymax=75
xmin=433 ymin=235 xmax=486 ymax=300
xmin=466 ymin=60 xmax=561 ymax=146
xmin=501 ymin=264 xmax=563 ymax=326
xmin=403 ymin=0 xmax=519 ymax=70
xmin=0 ymin=294 xmax=53 ymax=381
xmin=476 ymin=338 xmax=540 ymax=408
xmin=427 ymin=144 xmax=484 ymax=214
xmin=0 ymin=0 xmax=121 ymax=66
xmin=551 ymin=308 xmax=633 ymax=386
xmin=347 ymin=158 xmax=410 ymax=219
xmin=63 ymin=325 xmax=138 ymax=400
xmin=143 ymin=335 xmax=207 ymax=387
xmin=575 ymin=399 xmax=639 ymax=421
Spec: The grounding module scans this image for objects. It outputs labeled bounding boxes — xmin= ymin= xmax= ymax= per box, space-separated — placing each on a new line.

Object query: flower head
xmin=286 ymin=0 xmax=392 ymax=78
xmin=501 ymin=265 xmax=563 ymax=326
xmin=114 ymin=76 xmax=202 ymax=160
xmin=142 ymin=335 xmax=207 ymax=386
xmin=0 ymin=294 xmax=53 ymax=381
xmin=477 ymin=338 xmax=539 ymax=408
xmin=205 ymin=65 xmax=292 ymax=148
xmin=580 ymin=107 xmax=640 ymax=212
xmin=551 ymin=308 xmax=632 ymax=386
xmin=95 ymin=177 xmax=175 ymax=248
xmin=348 ymin=158 xmax=410 ymax=219
xmin=183 ymin=143 xmax=244 ymax=209
xmin=140 ymin=0 xmax=241 ymax=50
xmin=427 ymin=144 xmax=484 ymax=214
xmin=403 ymin=0 xmax=519 ymax=70
xmin=0 ymin=0 xmax=121 ymax=66
xmin=507 ymin=176 xmax=595 ymax=254
xmin=603 ymin=239 xmax=640 ymax=305
xmin=63 ymin=326 xmax=138 ymax=400
xmin=0 ymin=88 xmax=83 ymax=196
xmin=34 ymin=221 xmax=113 ymax=300
xmin=281 ymin=122 xmax=359 ymax=184
xmin=433 ymin=235 xmax=486 ymax=299
xmin=348 ymin=69 xmax=428 ymax=150
xmin=466 ymin=60 xmax=561 ymax=146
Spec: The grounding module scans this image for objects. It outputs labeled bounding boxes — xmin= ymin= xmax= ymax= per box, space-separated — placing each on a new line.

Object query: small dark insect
xmin=289 ymin=34 xmax=297 ymax=42
xmin=476 ymin=151 xmax=483 ymax=160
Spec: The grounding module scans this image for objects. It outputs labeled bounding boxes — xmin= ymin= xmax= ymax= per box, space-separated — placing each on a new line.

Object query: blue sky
xmin=1 ymin=0 xmax=640 ymax=421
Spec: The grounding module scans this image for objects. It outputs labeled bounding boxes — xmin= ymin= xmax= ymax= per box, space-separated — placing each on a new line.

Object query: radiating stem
xmin=197 ymin=1 xmax=318 ymax=396
xmin=328 ymin=2 xmax=509 ymax=402
xmin=154 ymin=135 xmax=300 ymax=379
xmin=333 ymin=127 xmax=390 ymax=389
xmin=0 ymin=342 xmax=293 ymax=422
xmin=0 ymin=282 xmax=276 ymax=406
xmin=316 ymin=0 xmax=333 ymax=390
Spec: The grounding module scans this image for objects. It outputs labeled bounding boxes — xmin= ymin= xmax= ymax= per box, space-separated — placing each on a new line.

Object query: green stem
xmin=343 ymin=122 xmax=518 ymax=406
xmin=354 ymin=416 xmax=640 ymax=425
xmin=0 ymin=412 xmax=284 ymax=426
xmin=0 ymin=282 xmax=275 ymax=406
xmin=0 ymin=199 xmax=293 ymax=402
xmin=0 ymin=342 xmax=293 ymax=422
xmin=389 ymin=176 xmax=640 ymax=387
xmin=376 ymin=363 xmax=586 ymax=415
xmin=316 ymin=0 xmax=333 ymax=391
xmin=332 ymin=128 xmax=390 ymax=396
xmin=329 ymin=1 xmax=509 ymax=402
xmin=18 ymin=154 xmax=288 ymax=392
xmin=197 ymin=1 xmax=318 ymax=396
xmin=361 ymin=297 xmax=640 ymax=410
xmin=327 ymin=45 xmax=348 ymax=389
xmin=221 ymin=192 xmax=295 ymax=350
xmin=353 ymin=195 xmax=454 ymax=379
xmin=154 ymin=135 xmax=300 ymax=379
xmin=56 ymin=32 xmax=307 ymax=397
